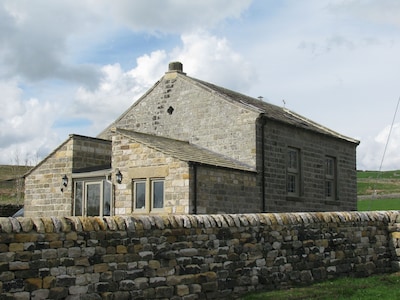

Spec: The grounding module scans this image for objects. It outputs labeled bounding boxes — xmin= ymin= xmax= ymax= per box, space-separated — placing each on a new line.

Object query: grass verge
xmin=358 ymin=198 xmax=400 ymax=211
xmin=241 ymin=272 xmax=400 ymax=300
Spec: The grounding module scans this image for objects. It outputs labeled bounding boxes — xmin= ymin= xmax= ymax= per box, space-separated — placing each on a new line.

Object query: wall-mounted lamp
xmin=61 ymin=174 xmax=68 ymax=192
xmin=62 ymin=175 xmax=68 ymax=187
xmin=116 ymin=169 xmax=123 ymax=184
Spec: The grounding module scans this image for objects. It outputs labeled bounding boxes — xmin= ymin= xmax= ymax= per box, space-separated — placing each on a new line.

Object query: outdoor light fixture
xmin=62 ymin=174 xmax=68 ymax=187
xmin=61 ymin=174 xmax=68 ymax=192
xmin=116 ymin=169 xmax=123 ymax=184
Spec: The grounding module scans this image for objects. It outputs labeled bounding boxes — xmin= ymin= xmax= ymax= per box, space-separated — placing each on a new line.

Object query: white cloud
xmin=72 ymin=50 xmax=168 ymax=135
xmin=0 ymin=80 xmax=60 ymax=164
xmin=358 ymin=122 xmax=400 ymax=171
xmin=171 ymin=31 xmax=256 ymax=92
xmin=328 ymin=0 xmax=400 ymax=28
xmin=1 ymin=0 xmax=400 ymax=172
xmin=104 ymin=0 xmax=252 ymax=34
xmin=0 ymin=1 xmax=102 ymax=86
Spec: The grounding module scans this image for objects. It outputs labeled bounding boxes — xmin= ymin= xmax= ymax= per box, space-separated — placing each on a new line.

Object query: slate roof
xmin=114 ymin=128 xmax=256 ymax=172
xmin=185 ymin=75 xmax=360 ymax=144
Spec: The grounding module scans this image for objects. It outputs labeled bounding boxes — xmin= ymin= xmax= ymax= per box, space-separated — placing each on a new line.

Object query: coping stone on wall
xmin=2 ymin=211 xmax=400 ymax=233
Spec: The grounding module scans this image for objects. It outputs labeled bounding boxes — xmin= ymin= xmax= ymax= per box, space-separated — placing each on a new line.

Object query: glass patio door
xmin=74 ymin=179 xmax=112 ymax=216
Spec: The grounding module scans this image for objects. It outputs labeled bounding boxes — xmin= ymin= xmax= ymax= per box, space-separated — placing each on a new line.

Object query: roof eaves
xmin=282 ymin=108 xmax=360 ymax=144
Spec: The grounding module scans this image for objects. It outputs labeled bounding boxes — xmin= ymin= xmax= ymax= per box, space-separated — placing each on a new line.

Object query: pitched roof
xmin=114 ymin=128 xmax=256 ymax=172
xmin=185 ymin=75 xmax=360 ymax=144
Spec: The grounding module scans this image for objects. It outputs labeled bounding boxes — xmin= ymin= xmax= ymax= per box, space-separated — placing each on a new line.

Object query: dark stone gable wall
xmin=0 ymin=211 xmax=399 ymax=299
xmin=263 ymin=120 xmax=357 ymax=212
xmin=195 ymin=166 xmax=260 ymax=214
xmin=71 ymin=137 xmax=111 ymax=171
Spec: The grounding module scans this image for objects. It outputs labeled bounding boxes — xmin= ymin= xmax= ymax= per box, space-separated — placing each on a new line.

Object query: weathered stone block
xmin=155 ymin=286 xmax=173 ymax=298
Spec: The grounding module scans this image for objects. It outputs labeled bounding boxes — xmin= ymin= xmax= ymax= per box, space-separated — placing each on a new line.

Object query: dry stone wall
xmin=1 ymin=211 xmax=400 ymax=299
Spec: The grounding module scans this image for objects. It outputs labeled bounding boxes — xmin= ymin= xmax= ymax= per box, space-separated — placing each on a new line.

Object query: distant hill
xmin=357 ymin=170 xmax=400 ymax=198
xmin=0 ymin=165 xmax=32 ymax=180
xmin=0 ymin=165 xmax=33 ymax=205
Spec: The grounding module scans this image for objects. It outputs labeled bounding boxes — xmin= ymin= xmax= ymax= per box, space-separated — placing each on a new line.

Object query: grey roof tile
xmin=114 ymin=128 xmax=256 ymax=172
xmin=185 ymin=75 xmax=359 ymax=144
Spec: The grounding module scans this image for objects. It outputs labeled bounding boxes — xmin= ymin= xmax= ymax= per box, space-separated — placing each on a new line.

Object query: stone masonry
xmin=24 ymin=135 xmax=111 ymax=218
xmin=1 ymin=211 xmax=400 ymax=299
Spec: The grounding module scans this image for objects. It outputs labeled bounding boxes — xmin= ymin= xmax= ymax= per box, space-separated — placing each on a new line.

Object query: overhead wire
xmin=368 ymin=96 xmax=400 ymax=210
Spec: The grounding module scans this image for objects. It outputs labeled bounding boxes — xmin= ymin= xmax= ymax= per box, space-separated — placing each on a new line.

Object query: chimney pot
xmin=168 ymin=61 xmax=183 ymax=73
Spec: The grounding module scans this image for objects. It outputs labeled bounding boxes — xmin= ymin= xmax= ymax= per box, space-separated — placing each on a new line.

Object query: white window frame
xmin=132 ymin=178 xmax=165 ymax=213
xmin=73 ymin=178 xmax=113 ymax=217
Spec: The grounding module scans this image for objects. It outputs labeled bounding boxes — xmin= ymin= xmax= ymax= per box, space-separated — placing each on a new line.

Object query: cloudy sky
xmin=1 ymin=0 xmax=400 ymax=170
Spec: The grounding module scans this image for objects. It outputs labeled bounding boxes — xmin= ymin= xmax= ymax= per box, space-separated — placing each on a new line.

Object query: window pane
xmin=135 ymin=182 xmax=146 ymax=209
xmin=87 ymin=183 xmax=101 ymax=216
xmin=326 ymin=158 xmax=334 ymax=176
xmin=325 ymin=181 xmax=333 ymax=197
xmin=74 ymin=181 xmax=83 ymax=216
xmin=153 ymin=181 xmax=164 ymax=209
xmin=288 ymin=149 xmax=298 ymax=170
xmin=287 ymin=175 xmax=296 ymax=193
xmin=103 ymin=180 xmax=112 ymax=216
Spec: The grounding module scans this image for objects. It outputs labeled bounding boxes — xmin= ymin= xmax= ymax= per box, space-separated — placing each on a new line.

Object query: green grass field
xmin=358 ymin=198 xmax=400 ymax=211
xmin=357 ymin=170 xmax=400 ymax=211
xmin=241 ymin=272 xmax=400 ymax=300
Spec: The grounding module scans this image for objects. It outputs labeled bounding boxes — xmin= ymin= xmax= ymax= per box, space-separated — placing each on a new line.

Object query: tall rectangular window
xmin=132 ymin=178 xmax=164 ymax=213
xmin=74 ymin=181 xmax=83 ymax=216
xmin=325 ymin=156 xmax=336 ymax=199
xmin=152 ymin=180 xmax=164 ymax=209
xmin=134 ymin=181 xmax=146 ymax=210
xmin=287 ymin=147 xmax=300 ymax=196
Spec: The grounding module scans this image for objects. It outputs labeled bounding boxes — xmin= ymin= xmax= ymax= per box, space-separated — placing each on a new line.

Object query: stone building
xmin=24 ymin=62 xmax=359 ymax=217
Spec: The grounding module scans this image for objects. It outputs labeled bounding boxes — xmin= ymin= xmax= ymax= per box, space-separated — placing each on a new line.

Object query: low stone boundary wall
xmin=0 ymin=211 xmax=400 ymax=299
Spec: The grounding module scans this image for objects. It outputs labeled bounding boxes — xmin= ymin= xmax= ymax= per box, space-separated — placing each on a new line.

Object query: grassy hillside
xmin=358 ymin=170 xmax=400 ymax=196
xmin=357 ymin=170 xmax=400 ymax=211
xmin=0 ymin=165 xmax=32 ymax=205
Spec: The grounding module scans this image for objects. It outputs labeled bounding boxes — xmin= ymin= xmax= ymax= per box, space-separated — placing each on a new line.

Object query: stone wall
xmin=263 ymin=120 xmax=358 ymax=212
xmin=1 ymin=211 xmax=400 ymax=299
xmin=100 ymin=72 xmax=260 ymax=168
xmin=195 ymin=166 xmax=260 ymax=214
xmin=24 ymin=135 xmax=111 ymax=218
xmin=112 ymin=134 xmax=191 ymax=215
xmin=24 ymin=138 xmax=74 ymax=218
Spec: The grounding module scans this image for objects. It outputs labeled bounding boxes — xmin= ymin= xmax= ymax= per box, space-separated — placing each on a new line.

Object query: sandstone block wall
xmin=112 ymin=134 xmax=191 ymax=215
xmin=24 ymin=136 xmax=111 ymax=218
xmin=1 ymin=211 xmax=400 ymax=299
xmin=102 ymin=73 xmax=260 ymax=168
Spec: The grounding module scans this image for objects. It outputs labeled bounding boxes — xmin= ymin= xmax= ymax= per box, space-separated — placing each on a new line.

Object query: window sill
xmin=286 ymin=195 xmax=303 ymax=202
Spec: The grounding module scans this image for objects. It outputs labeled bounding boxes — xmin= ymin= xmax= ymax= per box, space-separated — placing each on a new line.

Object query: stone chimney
xmin=167 ymin=61 xmax=186 ymax=75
